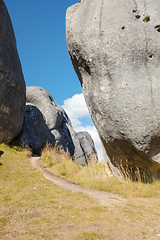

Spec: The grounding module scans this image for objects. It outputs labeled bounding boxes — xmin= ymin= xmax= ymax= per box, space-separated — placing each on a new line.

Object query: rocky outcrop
xmin=19 ymin=105 xmax=55 ymax=154
xmin=77 ymin=131 xmax=97 ymax=162
xmin=18 ymin=86 xmax=97 ymax=165
xmin=66 ymin=0 xmax=160 ymax=179
xmin=0 ymin=0 xmax=26 ymax=142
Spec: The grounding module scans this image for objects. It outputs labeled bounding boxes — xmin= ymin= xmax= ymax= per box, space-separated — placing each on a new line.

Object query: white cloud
xmin=61 ymin=93 xmax=103 ymax=161
xmin=61 ymin=93 xmax=89 ymax=126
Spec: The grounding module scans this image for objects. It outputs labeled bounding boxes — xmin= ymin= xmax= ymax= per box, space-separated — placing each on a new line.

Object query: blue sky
xmin=5 ymin=0 xmax=80 ymax=105
xmin=4 ymin=0 xmax=103 ymax=160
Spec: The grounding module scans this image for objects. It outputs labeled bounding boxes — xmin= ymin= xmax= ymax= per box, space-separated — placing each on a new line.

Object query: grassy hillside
xmin=40 ymin=145 xmax=160 ymax=198
xmin=1 ymin=143 xmax=160 ymax=239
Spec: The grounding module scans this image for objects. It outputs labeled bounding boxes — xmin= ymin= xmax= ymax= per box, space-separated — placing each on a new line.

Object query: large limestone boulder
xmin=19 ymin=86 xmax=97 ymax=165
xmin=66 ymin=0 xmax=160 ymax=179
xmin=0 ymin=0 xmax=26 ymax=142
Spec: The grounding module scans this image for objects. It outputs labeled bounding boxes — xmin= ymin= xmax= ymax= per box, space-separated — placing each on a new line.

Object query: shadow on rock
xmin=0 ymin=150 xmax=4 ymax=166
xmin=15 ymin=86 xmax=98 ymax=166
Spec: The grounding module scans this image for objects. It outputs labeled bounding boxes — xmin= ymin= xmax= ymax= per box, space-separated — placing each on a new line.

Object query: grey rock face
xmin=19 ymin=86 xmax=97 ymax=165
xmin=26 ymin=86 xmax=64 ymax=132
xmin=77 ymin=131 xmax=98 ymax=162
xmin=19 ymin=105 xmax=55 ymax=154
xmin=0 ymin=0 xmax=26 ymax=142
xmin=66 ymin=0 xmax=160 ymax=179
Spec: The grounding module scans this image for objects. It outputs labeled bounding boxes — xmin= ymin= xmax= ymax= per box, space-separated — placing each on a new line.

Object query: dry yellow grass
xmin=1 ymin=143 xmax=160 ymax=239
xmin=40 ymin=144 xmax=160 ymax=199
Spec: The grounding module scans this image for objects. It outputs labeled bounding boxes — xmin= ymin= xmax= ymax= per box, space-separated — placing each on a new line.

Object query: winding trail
xmin=29 ymin=156 xmax=126 ymax=207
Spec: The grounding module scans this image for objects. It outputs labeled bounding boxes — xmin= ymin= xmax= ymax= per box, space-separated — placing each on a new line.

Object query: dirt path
xmin=29 ymin=156 xmax=126 ymax=207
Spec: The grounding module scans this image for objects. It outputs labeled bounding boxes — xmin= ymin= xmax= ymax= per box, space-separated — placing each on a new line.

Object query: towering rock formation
xmin=18 ymin=86 xmax=97 ymax=165
xmin=66 ymin=0 xmax=160 ymax=179
xmin=0 ymin=0 xmax=26 ymax=142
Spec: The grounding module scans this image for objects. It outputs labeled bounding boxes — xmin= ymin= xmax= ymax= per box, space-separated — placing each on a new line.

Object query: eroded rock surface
xmin=0 ymin=0 xmax=26 ymax=142
xmin=66 ymin=0 xmax=160 ymax=179
xmin=19 ymin=86 xmax=97 ymax=165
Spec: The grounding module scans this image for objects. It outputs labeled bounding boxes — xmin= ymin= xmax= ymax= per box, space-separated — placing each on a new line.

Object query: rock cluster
xmin=0 ymin=1 xmax=97 ymax=166
xmin=0 ymin=0 xmax=26 ymax=142
xmin=18 ymin=87 xmax=97 ymax=165
xmin=66 ymin=0 xmax=160 ymax=178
